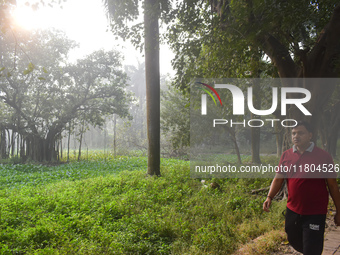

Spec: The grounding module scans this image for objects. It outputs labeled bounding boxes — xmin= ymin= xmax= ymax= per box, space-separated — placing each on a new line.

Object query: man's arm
xmin=326 ymin=178 xmax=340 ymax=226
xmin=263 ymin=173 xmax=285 ymax=212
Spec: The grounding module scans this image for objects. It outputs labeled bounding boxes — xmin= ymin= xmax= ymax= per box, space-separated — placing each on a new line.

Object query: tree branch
xmin=306 ymin=4 xmax=340 ymax=77
xmin=262 ymin=34 xmax=299 ymax=78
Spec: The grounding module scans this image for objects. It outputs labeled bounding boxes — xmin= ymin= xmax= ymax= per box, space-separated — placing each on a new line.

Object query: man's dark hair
xmin=294 ymin=121 xmax=313 ymax=133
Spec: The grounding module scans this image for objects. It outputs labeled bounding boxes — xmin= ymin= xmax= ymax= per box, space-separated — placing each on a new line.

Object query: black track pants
xmin=285 ymin=207 xmax=326 ymax=255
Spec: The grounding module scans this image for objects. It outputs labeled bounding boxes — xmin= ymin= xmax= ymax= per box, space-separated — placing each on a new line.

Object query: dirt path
xmin=233 ymin=206 xmax=340 ymax=254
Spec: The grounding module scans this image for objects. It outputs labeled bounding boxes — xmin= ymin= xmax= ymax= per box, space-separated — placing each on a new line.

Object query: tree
xmin=250 ymin=80 xmax=261 ymax=164
xmin=168 ymin=0 xmax=340 ymax=152
xmin=0 ymin=28 xmax=131 ymax=162
xmin=144 ymin=0 xmax=161 ymax=175
xmin=103 ymin=0 xmax=173 ymax=175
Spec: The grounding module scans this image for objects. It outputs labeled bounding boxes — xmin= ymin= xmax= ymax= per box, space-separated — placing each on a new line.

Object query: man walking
xmin=263 ymin=121 xmax=340 ymax=255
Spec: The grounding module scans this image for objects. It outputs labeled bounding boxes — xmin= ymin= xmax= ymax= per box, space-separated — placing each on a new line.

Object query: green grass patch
xmin=0 ymin=157 xmax=147 ymax=190
xmin=0 ymin=157 xmax=286 ymax=254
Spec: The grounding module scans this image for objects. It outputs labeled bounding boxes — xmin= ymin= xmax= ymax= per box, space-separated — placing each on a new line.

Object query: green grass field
xmin=0 ymin=154 xmax=287 ymax=254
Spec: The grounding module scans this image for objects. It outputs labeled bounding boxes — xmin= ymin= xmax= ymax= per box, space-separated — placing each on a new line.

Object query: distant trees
xmin=0 ymin=28 xmax=131 ymax=162
xmin=105 ymin=63 xmax=148 ymax=154
xmin=125 ymin=62 xmax=146 ymax=143
xmin=160 ymin=86 xmax=189 ymax=157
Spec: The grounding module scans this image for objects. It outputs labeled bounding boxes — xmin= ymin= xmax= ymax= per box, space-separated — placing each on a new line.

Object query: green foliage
xmin=0 ymin=156 xmax=286 ymax=254
xmin=104 ymin=0 xmax=175 ymax=50
xmin=168 ymin=0 xmax=340 ymax=88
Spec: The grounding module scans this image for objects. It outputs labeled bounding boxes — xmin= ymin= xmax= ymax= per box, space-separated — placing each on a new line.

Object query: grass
xmin=0 ymin=154 xmax=287 ymax=254
xmin=0 ymin=156 xmax=147 ymax=190
xmin=234 ymin=230 xmax=286 ymax=255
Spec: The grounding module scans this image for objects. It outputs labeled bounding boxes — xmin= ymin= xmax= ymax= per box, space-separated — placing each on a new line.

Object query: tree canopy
xmin=167 ymin=0 xmax=340 ymax=154
xmin=168 ymin=1 xmax=340 ymax=85
xmin=0 ymin=28 xmax=132 ymax=161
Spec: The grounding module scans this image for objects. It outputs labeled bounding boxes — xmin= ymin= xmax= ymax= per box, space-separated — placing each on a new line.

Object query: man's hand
xmin=262 ymin=175 xmax=284 ymax=212
xmin=263 ymin=197 xmax=272 ymax=212
xmin=334 ymin=212 xmax=340 ymax=226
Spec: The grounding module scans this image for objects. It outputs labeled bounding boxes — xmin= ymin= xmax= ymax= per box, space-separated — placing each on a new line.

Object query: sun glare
xmin=9 ymin=0 xmax=130 ymax=62
xmin=12 ymin=5 xmax=53 ymax=30
xmin=9 ymin=0 xmax=173 ymax=73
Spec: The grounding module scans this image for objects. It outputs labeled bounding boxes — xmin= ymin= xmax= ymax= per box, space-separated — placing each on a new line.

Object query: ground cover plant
xmin=0 ymin=155 xmax=147 ymax=190
xmin=0 ymin=154 xmax=289 ymax=254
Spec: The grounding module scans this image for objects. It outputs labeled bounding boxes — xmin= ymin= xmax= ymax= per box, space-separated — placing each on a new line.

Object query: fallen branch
xmin=251 ymin=186 xmax=270 ymax=194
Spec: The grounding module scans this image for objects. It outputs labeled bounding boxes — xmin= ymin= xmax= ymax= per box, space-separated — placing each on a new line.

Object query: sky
xmin=11 ymin=0 xmax=174 ymax=75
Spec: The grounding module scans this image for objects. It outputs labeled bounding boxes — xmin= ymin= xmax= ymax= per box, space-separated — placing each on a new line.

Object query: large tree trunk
xmin=145 ymin=0 xmax=161 ymax=176
xmin=22 ymin=130 xmax=59 ymax=162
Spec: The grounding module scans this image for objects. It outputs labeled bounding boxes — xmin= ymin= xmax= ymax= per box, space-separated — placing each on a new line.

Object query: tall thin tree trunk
xmin=78 ymin=121 xmax=85 ymax=162
xmin=275 ymin=122 xmax=283 ymax=157
xmin=0 ymin=126 xmax=6 ymax=159
xmin=78 ymin=133 xmax=83 ymax=162
xmin=16 ymin=133 xmax=19 ymax=157
xmin=104 ymin=122 xmax=107 ymax=156
xmin=250 ymin=82 xmax=261 ymax=164
xmin=56 ymin=139 xmax=59 ymax=161
xmin=145 ymin=0 xmax=161 ymax=176
xmin=6 ymin=129 xmax=11 ymax=157
xmin=11 ymin=131 xmax=15 ymax=157
xmin=60 ymin=136 xmax=63 ymax=159
xmin=228 ymin=127 xmax=242 ymax=164
xmin=20 ymin=136 xmax=25 ymax=160
xmin=249 ymin=50 xmax=262 ymax=163
xmin=251 ymin=113 xmax=261 ymax=163
xmin=67 ymin=122 xmax=71 ymax=162
xmin=113 ymin=114 xmax=117 ymax=158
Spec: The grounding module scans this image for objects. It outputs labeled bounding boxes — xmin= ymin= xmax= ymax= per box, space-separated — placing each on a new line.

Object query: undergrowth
xmin=0 ymin=156 xmax=286 ymax=254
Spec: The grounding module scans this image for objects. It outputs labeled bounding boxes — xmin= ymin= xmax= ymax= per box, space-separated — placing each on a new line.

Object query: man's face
xmin=291 ymin=125 xmax=312 ymax=148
